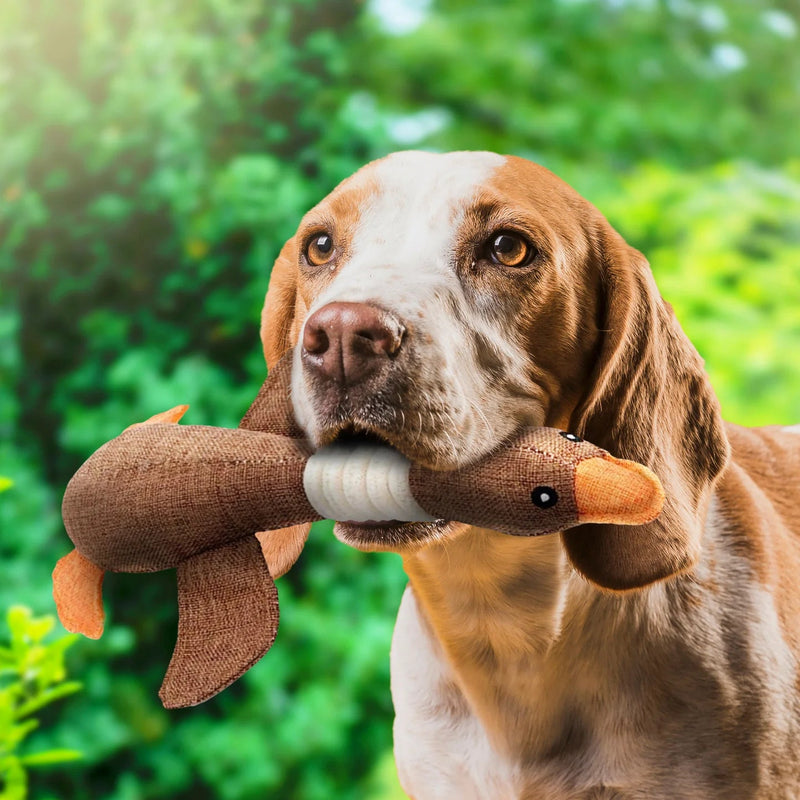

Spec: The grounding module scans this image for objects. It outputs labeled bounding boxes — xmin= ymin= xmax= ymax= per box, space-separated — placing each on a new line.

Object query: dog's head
xmin=261 ymin=151 xmax=729 ymax=588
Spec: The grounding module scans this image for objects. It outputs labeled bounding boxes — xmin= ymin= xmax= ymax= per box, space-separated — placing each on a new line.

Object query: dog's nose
xmin=302 ymin=302 xmax=405 ymax=385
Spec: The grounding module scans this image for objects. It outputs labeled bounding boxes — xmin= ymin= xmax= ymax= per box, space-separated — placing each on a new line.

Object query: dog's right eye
xmin=305 ymin=233 xmax=335 ymax=266
xmin=485 ymin=231 xmax=536 ymax=268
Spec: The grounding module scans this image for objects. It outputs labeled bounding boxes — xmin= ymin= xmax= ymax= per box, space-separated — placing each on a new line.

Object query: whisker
xmin=466 ymin=395 xmax=494 ymax=439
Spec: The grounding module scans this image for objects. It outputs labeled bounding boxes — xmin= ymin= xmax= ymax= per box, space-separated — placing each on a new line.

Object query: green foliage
xmin=0 ymin=0 xmax=403 ymax=795
xmin=356 ymin=0 xmax=800 ymax=170
xmin=1 ymin=0 xmax=798 ymax=797
xmin=0 ymin=607 xmax=82 ymax=800
xmin=0 ymin=0 xmax=390 ymax=481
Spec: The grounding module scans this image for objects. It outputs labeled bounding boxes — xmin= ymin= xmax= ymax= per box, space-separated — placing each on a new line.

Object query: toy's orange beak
xmin=575 ymin=455 xmax=664 ymax=526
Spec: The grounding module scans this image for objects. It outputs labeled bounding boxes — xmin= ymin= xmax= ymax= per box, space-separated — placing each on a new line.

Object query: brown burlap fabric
xmin=57 ymin=398 xmax=662 ymax=707
xmin=58 ymin=353 xmax=316 ymax=708
xmin=62 ymin=425 xmax=317 ymax=573
xmin=240 ymin=353 xmax=312 ymax=580
xmin=409 ymin=428 xmax=651 ymax=536
xmin=159 ymin=536 xmax=280 ymax=708
xmin=63 ymin=426 xmax=661 ymax=567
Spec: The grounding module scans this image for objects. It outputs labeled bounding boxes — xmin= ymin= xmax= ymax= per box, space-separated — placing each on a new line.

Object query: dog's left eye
xmin=487 ymin=232 xmax=535 ymax=268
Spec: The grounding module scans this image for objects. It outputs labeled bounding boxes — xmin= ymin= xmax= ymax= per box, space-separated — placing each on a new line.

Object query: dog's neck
xmin=402 ymin=527 xmax=587 ymax=755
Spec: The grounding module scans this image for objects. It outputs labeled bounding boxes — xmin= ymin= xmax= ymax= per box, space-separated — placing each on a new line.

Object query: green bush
xmin=354 ymin=0 xmax=800 ymax=170
xmin=0 ymin=606 xmax=82 ymax=800
xmin=590 ymin=161 xmax=800 ymax=427
xmin=1 ymin=1 xmax=403 ymax=796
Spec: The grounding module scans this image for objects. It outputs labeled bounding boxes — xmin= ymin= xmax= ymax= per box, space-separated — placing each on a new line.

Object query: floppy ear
xmin=261 ymin=236 xmax=308 ymax=369
xmin=258 ymin=235 xmax=312 ymax=578
xmin=563 ymin=223 xmax=729 ymax=591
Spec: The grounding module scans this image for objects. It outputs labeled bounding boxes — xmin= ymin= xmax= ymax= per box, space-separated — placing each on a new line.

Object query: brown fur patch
xmin=261 ymin=172 xmax=379 ymax=368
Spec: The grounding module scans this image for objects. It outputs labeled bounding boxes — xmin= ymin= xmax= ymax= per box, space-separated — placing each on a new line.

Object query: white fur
xmin=310 ymin=150 xmax=506 ymax=308
xmin=391 ymin=587 xmax=523 ymax=799
xmin=392 ymin=504 xmax=800 ymax=798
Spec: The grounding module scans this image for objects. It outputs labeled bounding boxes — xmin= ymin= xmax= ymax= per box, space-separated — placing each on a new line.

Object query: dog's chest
xmin=389 ymin=586 xmax=649 ymax=800
xmin=390 ymin=587 xmax=525 ymax=799
xmin=388 ymin=546 xmax=800 ymax=800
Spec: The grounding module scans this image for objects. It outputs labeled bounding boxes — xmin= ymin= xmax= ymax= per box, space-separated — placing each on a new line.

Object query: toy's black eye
xmin=305 ymin=233 xmax=335 ymax=266
xmin=559 ymin=431 xmax=583 ymax=443
xmin=531 ymin=486 xmax=559 ymax=509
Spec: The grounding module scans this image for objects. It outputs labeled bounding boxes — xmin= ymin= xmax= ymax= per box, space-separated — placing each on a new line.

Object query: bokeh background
xmin=1 ymin=0 xmax=799 ymax=798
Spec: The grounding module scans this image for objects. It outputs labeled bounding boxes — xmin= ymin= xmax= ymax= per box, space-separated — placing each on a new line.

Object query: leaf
xmin=19 ymin=749 xmax=83 ymax=766
xmin=5 ymin=607 xmax=31 ymax=643
xmin=14 ymin=682 xmax=83 ymax=719
xmin=4 ymin=718 xmax=39 ymax=749
xmin=0 ymin=754 xmax=28 ymax=800
xmin=24 ymin=616 xmax=54 ymax=645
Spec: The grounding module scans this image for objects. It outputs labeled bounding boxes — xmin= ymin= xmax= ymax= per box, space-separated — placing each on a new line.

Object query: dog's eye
xmin=305 ymin=233 xmax=335 ymax=266
xmin=488 ymin=232 xmax=534 ymax=268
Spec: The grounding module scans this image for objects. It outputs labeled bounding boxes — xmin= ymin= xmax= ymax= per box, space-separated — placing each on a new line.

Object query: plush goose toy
xmin=53 ymin=356 xmax=664 ymax=708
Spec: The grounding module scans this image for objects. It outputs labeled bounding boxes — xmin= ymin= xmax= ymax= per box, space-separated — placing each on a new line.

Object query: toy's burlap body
xmin=62 ymin=424 xmax=317 ymax=573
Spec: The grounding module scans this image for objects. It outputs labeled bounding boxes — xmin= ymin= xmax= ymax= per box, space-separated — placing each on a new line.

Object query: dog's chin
xmin=333 ymin=519 xmax=463 ymax=553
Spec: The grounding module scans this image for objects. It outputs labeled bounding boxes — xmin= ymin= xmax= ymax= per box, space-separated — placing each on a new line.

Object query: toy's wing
xmin=159 ymin=536 xmax=279 ymax=709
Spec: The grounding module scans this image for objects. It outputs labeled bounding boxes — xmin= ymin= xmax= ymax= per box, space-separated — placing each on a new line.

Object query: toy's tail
xmin=53 ymin=404 xmax=189 ymax=639
xmin=126 ymin=404 xmax=189 ymax=430
xmin=52 ymin=549 xmax=106 ymax=639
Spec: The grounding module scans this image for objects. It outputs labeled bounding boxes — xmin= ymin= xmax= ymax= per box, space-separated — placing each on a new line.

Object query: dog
xmin=259 ymin=151 xmax=800 ymax=799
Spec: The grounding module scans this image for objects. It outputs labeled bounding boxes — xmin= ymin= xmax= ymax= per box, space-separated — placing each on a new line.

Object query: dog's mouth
xmin=315 ymin=415 xmax=467 ymax=472
xmin=318 ymin=418 xmax=414 ymax=454
xmin=317 ymin=423 xmax=462 ymax=552
xmin=329 ymin=423 xmax=394 ymax=449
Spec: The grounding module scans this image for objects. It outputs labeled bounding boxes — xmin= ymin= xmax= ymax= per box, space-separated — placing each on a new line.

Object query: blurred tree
xmin=595 ymin=160 xmax=800 ymax=427
xmin=1 ymin=2 xmax=404 ymax=798
xmin=356 ymin=0 xmax=800 ymax=170
xmin=0 ymin=0 xmax=389 ymax=482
